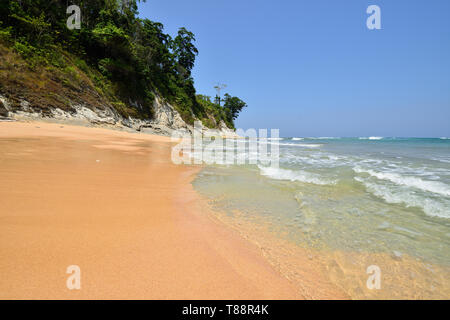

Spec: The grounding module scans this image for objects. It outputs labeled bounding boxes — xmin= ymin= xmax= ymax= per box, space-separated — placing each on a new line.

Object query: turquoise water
xmin=192 ymin=137 xmax=450 ymax=266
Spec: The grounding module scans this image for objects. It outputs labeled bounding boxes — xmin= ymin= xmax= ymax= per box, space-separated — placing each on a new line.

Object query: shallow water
xmin=192 ymin=137 xmax=450 ymax=298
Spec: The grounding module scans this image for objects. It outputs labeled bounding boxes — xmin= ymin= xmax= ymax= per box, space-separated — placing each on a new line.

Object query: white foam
xmin=359 ymin=136 xmax=383 ymax=140
xmin=276 ymin=142 xmax=322 ymax=148
xmin=292 ymin=137 xmax=304 ymax=141
xmin=258 ymin=165 xmax=336 ymax=185
xmin=355 ymin=177 xmax=450 ymax=219
xmin=260 ymin=137 xmax=284 ymax=141
xmin=305 ymin=137 xmax=341 ymax=140
xmin=353 ymin=167 xmax=450 ymax=197
xmin=259 ymin=141 xmax=322 ymax=148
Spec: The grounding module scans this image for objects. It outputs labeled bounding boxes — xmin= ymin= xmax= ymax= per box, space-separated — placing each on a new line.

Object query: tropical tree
xmin=223 ymin=94 xmax=247 ymax=121
xmin=172 ymin=27 xmax=198 ymax=77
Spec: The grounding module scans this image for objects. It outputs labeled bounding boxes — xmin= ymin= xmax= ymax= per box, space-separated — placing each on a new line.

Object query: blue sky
xmin=139 ymin=0 xmax=450 ymax=137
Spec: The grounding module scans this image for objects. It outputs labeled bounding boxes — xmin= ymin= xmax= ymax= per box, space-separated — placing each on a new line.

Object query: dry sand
xmin=0 ymin=121 xmax=304 ymax=299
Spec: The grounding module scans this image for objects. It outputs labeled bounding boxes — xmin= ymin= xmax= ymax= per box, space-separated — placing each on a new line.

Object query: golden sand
xmin=0 ymin=121 xmax=304 ymax=299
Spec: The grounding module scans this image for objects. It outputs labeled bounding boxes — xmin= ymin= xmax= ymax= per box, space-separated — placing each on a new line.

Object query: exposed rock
xmin=1 ymin=92 xmax=238 ymax=138
xmin=218 ymin=120 xmax=240 ymax=138
xmin=0 ymin=95 xmax=10 ymax=117
xmin=20 ymin=99 xmax=31 ymax=111
xmin=152 ymin=96 xmax=187 ymax=130
xmin=0 ymin=101 xmax=8 ymax=117
xmin=12 ymin=99 xmax=41 ymax=119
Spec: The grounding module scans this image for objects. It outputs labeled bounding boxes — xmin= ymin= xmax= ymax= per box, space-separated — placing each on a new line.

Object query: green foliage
xmin=74 ymin=57 xmax=90 ymax=74
xmin=223 ymin=94 xmax=247 ymax=122
xmin=172 ymin=27 xmax=198 ymax=77
xmin=0 ymin=0 xmax=246 ymax=127
xmin=197 ymin=94 xmax=236 ymax=129
xmin=0 ymin=25 xmax=12 ymax=42
xmin=12 ymin=41 xmax=33 ymax=59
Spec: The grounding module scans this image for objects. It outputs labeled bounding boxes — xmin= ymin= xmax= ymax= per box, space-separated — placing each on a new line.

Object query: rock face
xmin=136 ymin=96 xmax=193 ymax=135
xmin=152 ymin=97 xmax=187 ymax=130
xmin=0 ymin=95 xmax=10 ymax=117
xmin=0 ymin=93 xmax=237 ymax=137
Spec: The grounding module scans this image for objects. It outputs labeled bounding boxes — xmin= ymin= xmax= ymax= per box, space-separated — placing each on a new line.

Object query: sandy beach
xmin=2 ymin=121 xmax=448 ymax=300
xmin=0 ymin=121 xmax=306 ymax=299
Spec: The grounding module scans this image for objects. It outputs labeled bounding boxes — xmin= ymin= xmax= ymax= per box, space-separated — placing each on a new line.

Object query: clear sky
xmin=139 ymin=0 xmax=450 ymax=137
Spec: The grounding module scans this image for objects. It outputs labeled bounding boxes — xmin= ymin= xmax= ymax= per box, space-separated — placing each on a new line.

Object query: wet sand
xmin=0 ymin=121 xmax=304 ymax=299
xmin=208 ymin=207 xmax=450 ymax=299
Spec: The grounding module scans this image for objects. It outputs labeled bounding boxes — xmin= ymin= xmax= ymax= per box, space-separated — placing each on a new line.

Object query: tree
xmin=223 ymin=94 xmax=247 ymax=121
xmin=172 ymin=27 xmax=198 ymax=77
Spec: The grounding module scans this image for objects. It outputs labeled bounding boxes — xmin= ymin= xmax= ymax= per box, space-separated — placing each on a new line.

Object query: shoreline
xmin=202 ymin=205 xmax=450 ymax=299
xmin=0 ymin=120 xmax=302 ymax=299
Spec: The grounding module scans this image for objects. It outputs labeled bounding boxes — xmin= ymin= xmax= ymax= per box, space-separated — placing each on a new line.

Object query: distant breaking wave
xmin=307 ymin=137 xmax=341 ymax=140
xmin=292 ymin=137 xmax=304 ymax=141
xmin=258 ymin=165 xmax=336 ymax=185
xmin=259 ymin=137 xmax=284 ymax=141
xmin=259 ymin=141 xmax=322 ymax=148
xmin=359 ymin=136 xmax=383 ymax=140
xmin=277 ymin=142 xmax=322 ymax=148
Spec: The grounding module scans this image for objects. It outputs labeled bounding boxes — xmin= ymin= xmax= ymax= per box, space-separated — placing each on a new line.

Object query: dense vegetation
xmin=0 ymin=0 xmax=246 ymax=128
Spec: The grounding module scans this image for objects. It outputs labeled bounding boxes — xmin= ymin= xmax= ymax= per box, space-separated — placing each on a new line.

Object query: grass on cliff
xmin=0 ymin=39 xmax=147 ymax=119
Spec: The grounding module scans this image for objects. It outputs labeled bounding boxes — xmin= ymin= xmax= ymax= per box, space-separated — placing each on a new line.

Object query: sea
xmin=191 ymin=136 xmax=450 ymax=299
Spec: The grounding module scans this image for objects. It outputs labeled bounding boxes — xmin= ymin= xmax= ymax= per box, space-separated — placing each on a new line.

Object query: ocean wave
xmin=259 ymin=137 xmax=284 ymax=141
xmin=280 ymin=151 xmax=355 ymax=168
xmin=292 ymin=137 xmax=304 ymax=141
xmin=355 ymin=177 xmax=450 ymax=219
xmin=258 ymin=141 xmax=322 ymax=148
xmin=359 ymin=136 xmax=383 ymax=140
xmin=258 ymin=165 xmax=336 ymax=185
xmin=307 ymin=137 xmax=341 ymax=140
xmin=276 ymin=142 xmax=322 ymax=148
xmin=353 ymin=167 xmax=450 ymax=197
